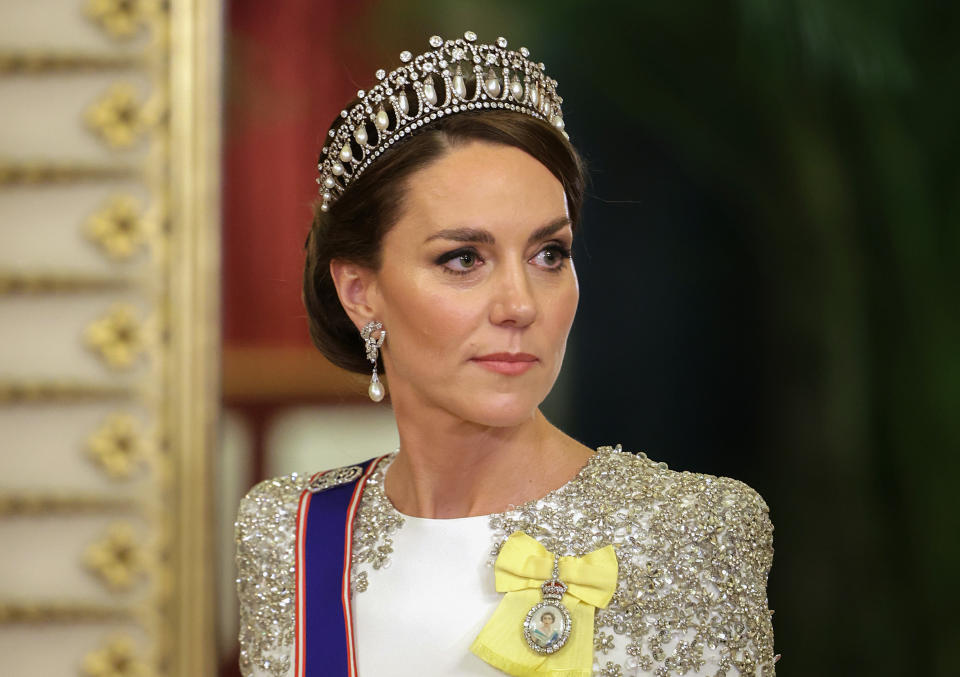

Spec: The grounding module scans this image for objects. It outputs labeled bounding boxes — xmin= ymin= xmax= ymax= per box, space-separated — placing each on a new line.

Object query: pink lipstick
xmin=470 ymin=352 xmax=538 ymax=375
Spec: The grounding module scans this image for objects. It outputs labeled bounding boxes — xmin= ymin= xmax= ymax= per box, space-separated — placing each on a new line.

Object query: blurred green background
xmin=356 ymin=1 xmax=958 ymax=674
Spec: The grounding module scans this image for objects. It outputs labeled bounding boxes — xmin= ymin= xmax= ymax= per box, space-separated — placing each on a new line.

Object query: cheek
xmin=381 ymin=274 xmax=483 ymax=352
xmin=546 ymin=281 xmax=579 ymax=332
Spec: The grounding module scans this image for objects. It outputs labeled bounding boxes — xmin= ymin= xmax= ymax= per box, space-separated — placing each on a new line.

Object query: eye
xmin=436 ymin=247 xmax=484 ymax=275
xmin=530 ymin=243 xmax=571 ymax=270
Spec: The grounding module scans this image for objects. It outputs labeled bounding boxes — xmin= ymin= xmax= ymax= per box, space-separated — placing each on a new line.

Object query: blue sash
xmin=295 ymin=457 xmax=385 ymax=677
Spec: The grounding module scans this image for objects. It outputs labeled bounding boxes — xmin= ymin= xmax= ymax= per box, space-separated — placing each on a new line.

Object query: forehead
xmin=397 ymin=141 xmax=568 ymax=235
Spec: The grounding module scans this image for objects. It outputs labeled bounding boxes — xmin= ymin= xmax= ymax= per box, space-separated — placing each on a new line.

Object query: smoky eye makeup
xmin=431 ymin=238 xmax=573 ymax=275
xmin=434 ymin=246 xmax=484 ymax=275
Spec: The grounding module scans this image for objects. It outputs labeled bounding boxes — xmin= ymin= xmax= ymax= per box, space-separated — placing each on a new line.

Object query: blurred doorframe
xmin=168 ymin=1 xmax=222 ymax=675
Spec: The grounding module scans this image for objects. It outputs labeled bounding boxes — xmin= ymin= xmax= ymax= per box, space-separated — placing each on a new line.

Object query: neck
xmin=383 ymin=407 xmax=592 ymax=519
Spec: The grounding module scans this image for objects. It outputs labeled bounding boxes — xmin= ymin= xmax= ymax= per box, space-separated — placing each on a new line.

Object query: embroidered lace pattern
xmin=349 ymin=456 xmax=405 ymax=594
xmin=236 ymin=447 xmax=776 ymax=676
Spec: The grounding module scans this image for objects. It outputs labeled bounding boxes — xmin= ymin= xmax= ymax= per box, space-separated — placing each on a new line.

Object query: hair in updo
xmin=303 ymin=109 xmax=586 ymax=374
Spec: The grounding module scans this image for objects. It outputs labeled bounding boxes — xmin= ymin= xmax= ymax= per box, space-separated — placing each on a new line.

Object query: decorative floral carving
xmin=84 ymin=523 xmax=146 ymax=590
xmin=85 ymin=305 xmax=145 ymax=369
xmin=85 ymin=0 xmax=147 ymax=40
xmin=82 ymin=635 xmax=147 ymax=677
xmin=85 ymin=196 xmax=147 ymax=260
xmin=85 ymin=84 xmax=147 ymax=148
xmin=87 ymin=413 xmax=146 ymax=479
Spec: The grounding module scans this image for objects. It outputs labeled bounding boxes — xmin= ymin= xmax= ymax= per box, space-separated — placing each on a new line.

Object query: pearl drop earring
xmin=360 ymin=321 xmax=386 ymax=402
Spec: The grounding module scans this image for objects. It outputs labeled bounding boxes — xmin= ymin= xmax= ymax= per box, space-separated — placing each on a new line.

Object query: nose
xmin=489 ymin=260 xmax=537 ymax=328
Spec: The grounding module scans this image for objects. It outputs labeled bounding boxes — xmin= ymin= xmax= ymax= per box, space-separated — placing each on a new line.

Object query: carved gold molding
xmin=0 ymin=51 xmax=142 ymax=74
xmin=0 ymin=273 xmax=133 ymax=295
xmin=0 ymin=602 xmax=132 ymax=625
xmin=0 ymin=381 xmax=135 ymax=403
xmin=82 ymin=635 xmax=149 ymax=677
xmin=0 ymin=493 xmax=135 ymax=517
xmin=0 ymin=161 xmax=137 ymax=185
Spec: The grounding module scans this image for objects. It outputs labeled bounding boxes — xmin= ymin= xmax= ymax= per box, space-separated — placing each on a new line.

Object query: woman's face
xmin=368 ymin=140 xmax=578 ymax=428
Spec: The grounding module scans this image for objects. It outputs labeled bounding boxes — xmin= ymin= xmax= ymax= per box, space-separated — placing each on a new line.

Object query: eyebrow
xmin=424 ymin=217 xmax=572 ymax=246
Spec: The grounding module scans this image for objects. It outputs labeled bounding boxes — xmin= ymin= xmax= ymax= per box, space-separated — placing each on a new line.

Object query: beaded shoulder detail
xmin=235 ymin=473 xmax=312 ymax=677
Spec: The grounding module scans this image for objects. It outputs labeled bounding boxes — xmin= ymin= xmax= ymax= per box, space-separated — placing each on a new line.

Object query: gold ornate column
xmin=0 ymin=1 xmax=221 ymax=675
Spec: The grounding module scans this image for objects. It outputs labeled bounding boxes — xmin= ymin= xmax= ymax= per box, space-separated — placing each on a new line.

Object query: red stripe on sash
xmin=295 ymin=472 xmax=322 ymax=677
xmin=341 ymin=460 xmax=382 ymax=677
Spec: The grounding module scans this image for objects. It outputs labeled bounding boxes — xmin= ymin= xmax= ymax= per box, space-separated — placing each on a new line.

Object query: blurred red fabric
xmin=223 ymin=0 xmax=369 ymax=348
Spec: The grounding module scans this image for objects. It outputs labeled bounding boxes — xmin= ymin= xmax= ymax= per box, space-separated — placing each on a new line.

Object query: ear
xmin=329 ymin=259 xmax=381 ymax=331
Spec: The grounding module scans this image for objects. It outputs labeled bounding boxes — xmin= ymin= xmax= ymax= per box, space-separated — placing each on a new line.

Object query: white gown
xmin=236 ymin=446 xmax=777 ymax=676
xmin=353 ymin=513 xmax=508 ymax=675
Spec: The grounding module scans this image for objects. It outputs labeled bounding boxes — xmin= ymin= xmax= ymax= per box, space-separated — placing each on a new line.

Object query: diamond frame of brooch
xmin=316 ymin=30 xmax=566 ymax=213
xmin=523 ymin=595 xmax=572 ymax=655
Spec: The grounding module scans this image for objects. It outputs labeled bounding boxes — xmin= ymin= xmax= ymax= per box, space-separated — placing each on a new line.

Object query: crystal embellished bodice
xmin=235 ymin=446 xmax=777 ymax=676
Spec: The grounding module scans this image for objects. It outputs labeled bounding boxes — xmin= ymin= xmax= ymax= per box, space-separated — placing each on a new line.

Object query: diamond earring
xmin=360 ymin=320 xmax=386 ymax=402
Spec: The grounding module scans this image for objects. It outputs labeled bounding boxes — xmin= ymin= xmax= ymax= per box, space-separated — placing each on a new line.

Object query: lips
xmin=470 ymin=352 xmax=538 ymax=375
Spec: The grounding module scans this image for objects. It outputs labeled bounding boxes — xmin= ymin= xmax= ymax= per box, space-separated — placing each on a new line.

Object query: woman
xmin=236 ymin=31 xmax=776 ymax=677
xmin=532 ymin=611 xmax=560 ymax=648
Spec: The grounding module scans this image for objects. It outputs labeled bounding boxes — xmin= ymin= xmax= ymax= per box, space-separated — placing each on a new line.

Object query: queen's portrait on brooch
xmin=532 ymin=609 xmax=561 ymax=648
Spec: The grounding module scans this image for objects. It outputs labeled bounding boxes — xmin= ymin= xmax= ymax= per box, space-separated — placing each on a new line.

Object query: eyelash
xmin=435 ymin=242 xmax=572 ymax=276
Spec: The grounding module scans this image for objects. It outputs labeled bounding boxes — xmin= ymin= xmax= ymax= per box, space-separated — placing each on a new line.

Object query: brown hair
xmin=303 ymin=109 xmax=586 ymax=374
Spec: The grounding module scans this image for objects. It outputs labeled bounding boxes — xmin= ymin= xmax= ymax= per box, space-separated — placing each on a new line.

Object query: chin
xmin=458 ymin=392 xmax=545 ymax=428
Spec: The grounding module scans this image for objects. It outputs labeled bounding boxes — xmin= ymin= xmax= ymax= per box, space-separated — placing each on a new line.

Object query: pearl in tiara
xmin=317 ymin=30 xmax=567 ymax=212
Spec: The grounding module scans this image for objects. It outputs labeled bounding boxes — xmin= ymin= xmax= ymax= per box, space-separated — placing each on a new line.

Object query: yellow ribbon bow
xmin=470 ymin=531 xmax=618 ymax=677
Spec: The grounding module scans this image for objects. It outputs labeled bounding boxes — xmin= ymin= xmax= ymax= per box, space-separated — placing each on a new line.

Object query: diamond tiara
xmin=316 ymin=30 xmax=567 ymax=212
